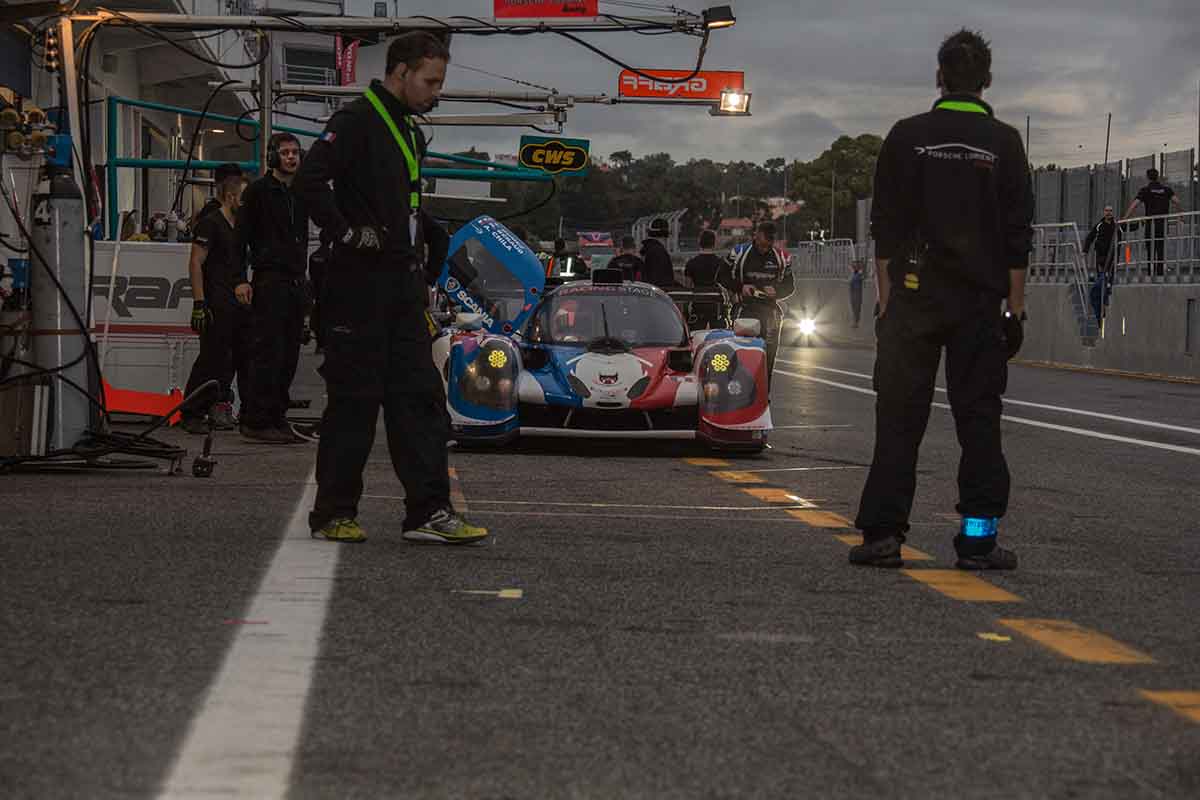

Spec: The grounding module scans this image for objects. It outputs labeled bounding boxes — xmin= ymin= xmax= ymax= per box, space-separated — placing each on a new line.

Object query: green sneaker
xmin=312 ymin=518 xmax=367 ymax=544
xmin=402 ymin=509 xmax=489 ymax=546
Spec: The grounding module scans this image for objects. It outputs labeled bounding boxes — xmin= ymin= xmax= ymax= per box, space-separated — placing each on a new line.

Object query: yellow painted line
xmin=742 ymin=487 xmax=812 ymax=505
xmin=453 ymin=589 xmax=524 ymax=600
xmin=904 ymin=570 xmax=1024 ymax=603
xmin=685 ymin=457 xmax=732 ymax=467
xmin=831 ymin=534 xmax=934 ymax=562
xmin=1138 ymin=691 xmax=1200 ymax=724
xmin=977 ymin=633 xmax=1013 ymax=643
xmin=712 ymin=470 xmax=767 ymax=484
xmin=788 ymin=510 xmax=852 ymax=529
xmin=998 ymin=619 xmax=1155 ymax=664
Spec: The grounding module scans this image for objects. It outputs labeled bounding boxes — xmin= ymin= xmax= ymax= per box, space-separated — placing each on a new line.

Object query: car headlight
xmin=798 ymin=318 xmax=817 ymax=335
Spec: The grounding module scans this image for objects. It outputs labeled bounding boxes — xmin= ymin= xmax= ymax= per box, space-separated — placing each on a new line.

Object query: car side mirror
xmin=733 ymin=318 xmax=761 ymax=337
xmin=668 ymin=349 xmax=694 ymax=372
xmin=455 ymin=312 xmax=485 ymax=331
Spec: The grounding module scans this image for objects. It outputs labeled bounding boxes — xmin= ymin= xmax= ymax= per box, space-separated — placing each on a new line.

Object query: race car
xmin=434 ymin=216 xmax=773 ymax=452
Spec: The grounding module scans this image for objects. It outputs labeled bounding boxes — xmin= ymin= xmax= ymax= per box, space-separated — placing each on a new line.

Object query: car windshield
xmin=531 ymin=286 xmax=686 ymax=347
xmin=445 ymin=235 xmax=527 ymax=324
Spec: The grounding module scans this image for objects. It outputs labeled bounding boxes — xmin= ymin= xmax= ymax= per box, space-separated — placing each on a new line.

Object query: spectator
xmin=1082 ymin=205 xmax=1122 ymax=322
xmin=683 ymin=229 xmax=726 ymax=329
xmin=640 ymin=218 xmax=677 ymax=288
xmin=236 ymin=133 xmax=311 ymax=444
xmin=849 ymin=260 xmax=866 ymax=328
xmin=1123 ymin=168 xmax=1183 ymax=277
xmin=181 ymin=175 xmax=251 ymax=434
xmin=609 ymin=235 xmax=645 ymax=282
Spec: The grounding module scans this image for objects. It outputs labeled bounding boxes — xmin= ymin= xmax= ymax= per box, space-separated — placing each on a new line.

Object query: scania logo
xmin=454 ymin=288 xmax=495 ymax=328
xmin=445 ymin=277 xmax=460 ymax=292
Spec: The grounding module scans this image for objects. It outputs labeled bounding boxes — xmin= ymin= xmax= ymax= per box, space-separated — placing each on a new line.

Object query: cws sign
xmin=495 ymin=1 xmax=598 ymax=17
xmin=519 ymin=136 xmax=590 ymax=176
xmin=619 ymin=70 xmax=745 ymax=101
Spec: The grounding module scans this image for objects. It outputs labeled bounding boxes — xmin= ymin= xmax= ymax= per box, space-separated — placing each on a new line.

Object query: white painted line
xmin=158 ymin=468 xmax=335 ymax=800
xmin=771 ymin=424 xmax=854 ymax=430
xmin=453 ymin=589 xmax=524 ymax=599
xmin=717 ymin=466 xmax=864 ymax=474
xmin=781 ymin=362 xmax=1200 ymax=437
xmin=774 ymin=370 xmax=1200 ymax=458
xmin=454 ymin=509 xmax=822 ymax=523
xmin=362 ymin=495 xmax=825 ymax=512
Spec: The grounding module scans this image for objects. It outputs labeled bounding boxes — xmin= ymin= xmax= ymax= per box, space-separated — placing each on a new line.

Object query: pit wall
xmin=783 ymin=277 xmax=1200 ymax=381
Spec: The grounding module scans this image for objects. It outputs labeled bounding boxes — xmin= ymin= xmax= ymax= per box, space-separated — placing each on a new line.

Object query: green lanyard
xmin=364 ymin=87 xmax=421 ymax=212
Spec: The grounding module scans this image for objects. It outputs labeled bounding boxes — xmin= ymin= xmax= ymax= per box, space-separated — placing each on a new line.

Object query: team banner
xmin=494 ymin=0 xmax=598 ymax=18
xmin=519 ymin=135 xmax=590 ymax=176
xmin=618 ymin=69 xmax=745 ymax=101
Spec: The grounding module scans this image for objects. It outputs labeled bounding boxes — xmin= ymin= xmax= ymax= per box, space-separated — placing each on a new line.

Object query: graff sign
xmin=618 ymin=70 xmax=745 ymax=101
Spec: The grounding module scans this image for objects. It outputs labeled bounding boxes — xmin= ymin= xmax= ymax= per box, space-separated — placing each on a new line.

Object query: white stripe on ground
xmin=158 ymin=468 xmax=334 ymax=800
xmin=779 ymin=362 xmax=1200 ymax=437
xmin=774 ymin=370 xmax=1200 ymax=458
xmin=361 ymin=495 xmax=823 ymax=512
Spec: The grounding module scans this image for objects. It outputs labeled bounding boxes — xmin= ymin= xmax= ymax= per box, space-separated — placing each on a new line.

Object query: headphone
xmin=266 ymin=134 xmax=303 ymax=170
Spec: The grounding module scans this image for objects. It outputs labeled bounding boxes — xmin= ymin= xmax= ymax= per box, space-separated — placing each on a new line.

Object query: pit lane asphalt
xmin=3 ymin=331 xmax=1199 ymax=799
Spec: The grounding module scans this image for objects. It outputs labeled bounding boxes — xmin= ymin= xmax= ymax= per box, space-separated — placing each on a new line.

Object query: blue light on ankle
xmin=961 ymin=517 xmax=998 ymax=538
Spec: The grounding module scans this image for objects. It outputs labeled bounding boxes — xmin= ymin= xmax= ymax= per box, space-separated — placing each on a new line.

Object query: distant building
xmin=718 ymin=217 xmax=755 ymax=243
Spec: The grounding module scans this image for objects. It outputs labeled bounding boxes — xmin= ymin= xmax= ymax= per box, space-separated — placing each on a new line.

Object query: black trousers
xmin=855 ymin=282 xmax=1011 ymax=554
xmin=734 ymin=301 xmax=782 ymax=380
xmin=183 ymin=302 xmax=250 ymax=419
xmin=243 ymin=274 xmax=306 ymax=429
xmin=849 ymin=281 xmax=864 ymax=325
xmin=308 ymin=264 xmax=450 ymax=532
xmin=1145 ymin=219 xmax=1166 ymax=276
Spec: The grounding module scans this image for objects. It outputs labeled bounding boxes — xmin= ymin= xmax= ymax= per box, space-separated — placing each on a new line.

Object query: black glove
xmin=340 ymin=225 xmax=381 ymax=251
xmin=191 ymin=300 xmax=213 ymax=334
xmin=1002 ymin=311 xmax=1025 ymax=360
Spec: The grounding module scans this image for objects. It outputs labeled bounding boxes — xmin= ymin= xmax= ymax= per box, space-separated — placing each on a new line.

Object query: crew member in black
xmin=192 ymin=163 xmax=243 ymax=227
xmin=716 ymin=220 xmax=793 ymax=380
xmin=1123 ymin=168 xmax=1182 ymax=277
xmin=851 ymin=28 xmax=1033 ymax=571
xmin=295 ymin=32 xmax=488 ymax=545
xmin=1082 ymin=205 xmax=1121 ymax=321
xmin=640 ymin=218 xmax=677 ymax=288
xmin=236 ymin=133 xmax=310 ymax=443
xmin=609 ymin=235 xmax=645 ymax=282
xmin=182 ymin=175 xmax=251 ymax=433
xmin=683 ymin=229 xmax=726 ymax=329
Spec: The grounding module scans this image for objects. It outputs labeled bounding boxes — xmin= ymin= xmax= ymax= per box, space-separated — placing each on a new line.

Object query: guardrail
xmin=1031 ymin=211 xmax=1200 ymax=286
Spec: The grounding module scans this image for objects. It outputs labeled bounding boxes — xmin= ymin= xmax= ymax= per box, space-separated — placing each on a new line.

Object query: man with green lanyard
xmin=295 ymin=31 xmax=487 ymax=545
xmin=850 ymin=29 xmax=1033 ymax=570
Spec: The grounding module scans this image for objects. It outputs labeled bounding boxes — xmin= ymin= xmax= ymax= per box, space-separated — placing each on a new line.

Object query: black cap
xmin=649 ymin=218 xmax=670 ymax=237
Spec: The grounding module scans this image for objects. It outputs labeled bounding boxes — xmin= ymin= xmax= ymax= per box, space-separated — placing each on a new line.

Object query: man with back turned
xmin=851 ymin=29 xmax=1034 ymax=570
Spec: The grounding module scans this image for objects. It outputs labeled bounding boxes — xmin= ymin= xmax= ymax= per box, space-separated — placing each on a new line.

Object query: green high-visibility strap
xmin=364 ymin=86 xmax=421 ymax=212
xmin=935 ymin=99 xmax=989 ymax=115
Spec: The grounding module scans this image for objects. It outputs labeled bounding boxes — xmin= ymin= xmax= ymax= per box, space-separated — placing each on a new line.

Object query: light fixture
xmin=702 ymin=5 xmax=736 ymax=29
xmin=712 ymin=89 xmax=751 ymax=116
xmin=210 ymin=128 xmax=226 ymax=134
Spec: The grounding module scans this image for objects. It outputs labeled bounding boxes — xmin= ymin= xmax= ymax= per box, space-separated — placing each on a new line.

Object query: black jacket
xmin=717 ymin=245 xmax=794 ymax=303
xmin=871 ymin=94 xmax=1034 ymax=297
xmin=296 ymin=79 xmax=442 ymax=269
xmin=639 ymin=238 xmax=676 ymax=287
xmin=236 ymin=172 xmax=309 ymax=278
xmin=1082 ymin=217 xmax=1122 ymax=259
xmin=609 ymin=253 xmax=644 ymax=282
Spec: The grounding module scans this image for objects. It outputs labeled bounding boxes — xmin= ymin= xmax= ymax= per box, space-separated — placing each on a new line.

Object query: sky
xmin=357 ymin=0 xmax=1200 ymax=168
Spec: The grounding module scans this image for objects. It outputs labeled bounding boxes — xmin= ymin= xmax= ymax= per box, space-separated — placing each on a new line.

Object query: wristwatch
xmin=1004 ymin=310 xmax=1028 ymax=322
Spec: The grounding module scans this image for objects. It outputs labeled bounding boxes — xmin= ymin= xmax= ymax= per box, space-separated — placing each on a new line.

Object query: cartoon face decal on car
xmin=567 ymin=352 xmax=653 ymax=407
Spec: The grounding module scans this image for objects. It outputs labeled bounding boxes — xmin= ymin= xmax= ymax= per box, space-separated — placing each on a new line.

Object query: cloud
xmin=382 ymin=1 xmax=1200 ymax=167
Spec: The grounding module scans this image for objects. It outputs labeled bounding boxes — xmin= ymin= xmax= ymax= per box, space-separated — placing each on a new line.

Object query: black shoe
xmin=240 ymin=424 xmax=301 ymax=444
xmin=180 ymin=416 xmax=209 ymax=435
xmin=848 ymin=536 xmax=903 ymax=568
xmin=956 ymin=546 xmax=1018 ymax=571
